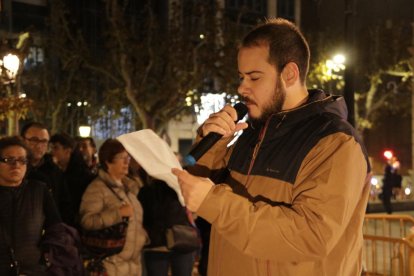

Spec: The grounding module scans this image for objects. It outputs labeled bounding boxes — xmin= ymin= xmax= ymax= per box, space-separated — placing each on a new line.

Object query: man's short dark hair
xmin=20 ymin=122 xmax=49 ymax=137
xmin=78 ymin=137 xmax=96 ymax=149
xmin=98 ymin=139 xmax=126 ymax=172
xmin=0 ymin=136 xmax=32 ymax=161
xmin=50 ymin=133 xmax=76 ymax=149
xmin=240 ymin=18 xmax=310 ymax=84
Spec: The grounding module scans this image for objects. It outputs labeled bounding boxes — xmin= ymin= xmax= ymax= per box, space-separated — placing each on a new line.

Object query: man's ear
xmin=281 ymin=62 xmax=300 ymax=87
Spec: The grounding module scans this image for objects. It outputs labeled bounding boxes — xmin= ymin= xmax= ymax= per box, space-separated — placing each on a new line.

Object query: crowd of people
xmin=0 ymin=122 xmax=199 ymax=276
xmin=0 ymin=18 xmax=373 ymax=276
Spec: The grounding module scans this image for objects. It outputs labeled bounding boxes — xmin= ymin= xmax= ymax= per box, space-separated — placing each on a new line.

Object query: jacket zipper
xmin=247 ymin=115 xmax=286 ymax=178
xmin=246 ymin=115 xmax=285 ymax=276
xmin=247 ymin=126 xmax=266 ymax=177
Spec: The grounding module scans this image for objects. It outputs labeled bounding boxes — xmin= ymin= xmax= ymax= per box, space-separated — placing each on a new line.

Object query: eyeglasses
xmin=24 ymin=137 xmax=49 ymax=145
xmin=0 ymin=157 xmax=29 ymax=166
xmin=113 ymin=156 xmax=131 ymax=162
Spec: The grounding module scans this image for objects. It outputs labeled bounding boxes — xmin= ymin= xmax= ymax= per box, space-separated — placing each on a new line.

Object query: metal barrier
xmin=362 ymin=214 xmax=414 ymax=276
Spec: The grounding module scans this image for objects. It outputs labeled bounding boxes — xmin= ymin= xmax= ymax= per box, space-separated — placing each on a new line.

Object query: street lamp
xmin=2 ymin=53 xmax=20 ymax=81
xmin=1 ymin=53 xmax=21 ymax=135
xmin=326 ymin=53 xmax=346 ymax=76
xmin=333 ymin=54 xmax=346 ymax=67
xmin=79 ymin=125 xmax=92 ymax=137
xmin=76 ymin=100 xmax=91 ymax=137
xmin=323 ymin=53 xmax=346 ymax=94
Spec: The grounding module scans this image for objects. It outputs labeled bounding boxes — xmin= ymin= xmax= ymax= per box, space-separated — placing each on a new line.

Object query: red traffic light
xmin=383 ymin=150 xmax=393 ymax=160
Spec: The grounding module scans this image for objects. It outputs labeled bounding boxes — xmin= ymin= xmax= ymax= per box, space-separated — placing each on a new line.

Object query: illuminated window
xmin=24 ymin=46 xmax=44 ymax=68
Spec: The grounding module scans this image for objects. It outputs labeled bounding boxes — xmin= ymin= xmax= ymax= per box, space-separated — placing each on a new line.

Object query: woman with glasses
xmin=0 ymin=136 xmax=62 ymax=275
xmin=80 ymin=138 xmax=148 ymax=275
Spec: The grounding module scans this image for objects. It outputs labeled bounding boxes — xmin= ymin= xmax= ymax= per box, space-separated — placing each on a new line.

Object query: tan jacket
xmin=80 ymin=169 xmax=148 ymax=276
xmin=191 ymin=91 xmax=371 ymax=276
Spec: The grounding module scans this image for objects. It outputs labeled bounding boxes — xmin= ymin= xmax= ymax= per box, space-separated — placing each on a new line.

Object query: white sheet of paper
xmin=117 ymin=129 xmax=185 ymax=206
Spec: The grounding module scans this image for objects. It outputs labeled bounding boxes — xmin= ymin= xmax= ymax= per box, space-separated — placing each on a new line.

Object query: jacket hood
xmin=248 ymin=89 xmax=348 ymax=130
xmin=305 ymin=89 xmax=348 ymax=119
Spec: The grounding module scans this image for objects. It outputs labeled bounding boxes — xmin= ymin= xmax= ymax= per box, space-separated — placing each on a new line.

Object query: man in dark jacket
xmin=50 ymin=133 xmax=96 ymax=227
xmin=381 ymin=156 xmax=402 ymax=214
xmin=22 ymin=122 xmax=74 ymax=225
xmin=76 ymin=136 xmax=99 ymax=175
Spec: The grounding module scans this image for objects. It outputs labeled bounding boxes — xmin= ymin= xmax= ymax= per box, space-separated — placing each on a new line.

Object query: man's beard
xmin=246 ymin=80 xmax=286 ymax=126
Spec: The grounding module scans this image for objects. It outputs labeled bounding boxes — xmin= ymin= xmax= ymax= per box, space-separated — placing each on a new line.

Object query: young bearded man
xmin=172 ymin=18 xmax=371 ymax=276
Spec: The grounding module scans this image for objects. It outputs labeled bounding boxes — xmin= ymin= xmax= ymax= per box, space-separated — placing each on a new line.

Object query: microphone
xmin=184 ymin=102 xmax=248 ymax=166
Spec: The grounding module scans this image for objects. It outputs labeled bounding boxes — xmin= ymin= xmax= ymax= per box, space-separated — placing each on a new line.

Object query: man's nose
xmin=238 ymin=81 xmax=249 ymax=97
xmin=33 ymin=143 xmax=43 ymax=149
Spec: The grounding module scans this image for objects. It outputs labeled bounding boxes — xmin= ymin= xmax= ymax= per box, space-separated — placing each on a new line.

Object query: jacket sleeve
xmin=186 ymin=131 xmax=235 ymax=178
xmin=79 ymin=180 xmax=123 ymax=230
xmin=196 ymin=133 xmax=370 ymax=262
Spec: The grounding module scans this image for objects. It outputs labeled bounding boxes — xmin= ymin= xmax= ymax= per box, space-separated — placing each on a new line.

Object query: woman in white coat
xmin=80 ymin=139 xmax=148 ymax=275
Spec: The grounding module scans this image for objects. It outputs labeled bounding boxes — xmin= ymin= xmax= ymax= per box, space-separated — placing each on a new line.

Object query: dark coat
xmin=41 ymin=223 xmax=84 ymax=276
xmin=27 ymin=154 xmax=74 ymax=225
xmin=64 ymin=150 xmax=96 ymax=226
xmin=382 ymin=164 xmax=402 ymax=194
xmin=138 ymin=180 xmax=191 ymax=248
xmin=0 ymin=179 xmax=61 ymax=275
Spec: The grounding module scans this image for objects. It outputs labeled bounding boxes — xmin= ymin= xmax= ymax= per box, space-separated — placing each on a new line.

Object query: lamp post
xmin=77 ymin=100 xmax=91 ymax=137
xmin=1 ymin=53 xmax=21 ymax=135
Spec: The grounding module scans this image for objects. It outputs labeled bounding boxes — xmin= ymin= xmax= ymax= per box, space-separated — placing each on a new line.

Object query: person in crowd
xmin=21 ymin=122 xmax=74 ymax=225
xmin=172 ymin=18 xmax=371 ymax=275
xmin=49 ymin=133 xmax=95 ymax=226
xmin=138 ymin=175 xmax=197 ymax=276
xmin=76 ymin=136 xmax=99 ymax=175
xmin=0 ymin=136 xmax=61 ymax=275
xmin=381 ymin=156 xmax=402 ymax=214
xmin=80 ymin=139 xmax=148 ymax=275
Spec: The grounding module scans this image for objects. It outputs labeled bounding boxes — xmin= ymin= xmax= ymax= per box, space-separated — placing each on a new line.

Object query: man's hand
xmin=172 ymin=168 xmax=214 ymax=212
xmin=201 ymin=105 xmax=248 ymax=138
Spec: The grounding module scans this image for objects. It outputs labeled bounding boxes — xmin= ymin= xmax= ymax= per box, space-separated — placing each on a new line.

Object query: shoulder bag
xmin=81 ymin=182 xmax=129 ymax=258
xmin=166 ymin=224 xmax=200 ymax=253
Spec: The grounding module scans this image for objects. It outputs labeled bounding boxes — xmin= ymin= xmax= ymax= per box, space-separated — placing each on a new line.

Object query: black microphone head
xmin=184 ymin=102 xmax=248 ymax=166
xmin=234 ymin=102 xmax=248 ymax=121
